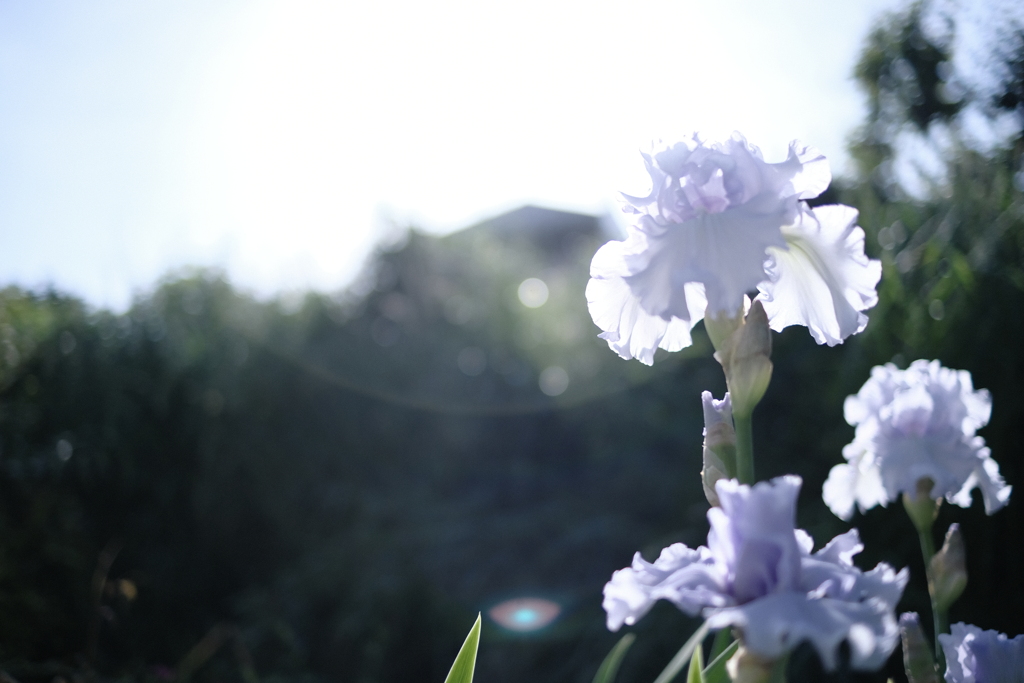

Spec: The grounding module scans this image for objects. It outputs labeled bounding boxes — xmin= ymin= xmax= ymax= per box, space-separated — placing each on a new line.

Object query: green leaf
xmin=702 ymin=640 xmax=739 ymax=683
xmin=653 ymin=622 xmax=710 ymax=683
xmin=707 ymin=629 xmax=732 ymax=663
xmin=444 ymin=613 xmax=482 ymax=683
xmin=592 ymin=633 xmax=636 ymax=683
xmin=686 ymin=640 xmax=705 ymax=683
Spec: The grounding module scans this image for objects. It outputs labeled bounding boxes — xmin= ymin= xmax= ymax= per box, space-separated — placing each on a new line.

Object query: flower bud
xmin=902 ymin=477 xmax=941 ymax=534
xmin=899 ymin=612 xmax=938 ymax=683
xmin=701 ymin=392 xmax=737 ymax=507
xmin=713 ymin=300 xmax=773 ymax=418
xmin=726 ymin=645 xmax=774 ymax=683
xmin=929 ymin=523 xmax=967 ymax=613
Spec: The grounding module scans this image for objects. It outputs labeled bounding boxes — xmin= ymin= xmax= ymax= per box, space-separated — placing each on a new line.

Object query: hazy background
xmin=1 ymin=2 xmax=1023 ymax=683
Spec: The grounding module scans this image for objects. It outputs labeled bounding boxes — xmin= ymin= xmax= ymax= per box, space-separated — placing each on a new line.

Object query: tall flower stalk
xmin=825 ymin=360 xmax=1009 ymax=672
xmin=903 ymin=483 xmax=946 ymax=665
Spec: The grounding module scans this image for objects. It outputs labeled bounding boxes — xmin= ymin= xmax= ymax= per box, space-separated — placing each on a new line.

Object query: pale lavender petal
xmin=823 ymin=440 xmax=890 ymax=520
xmin=799 ymin=529 xmax=908 ymax=609
xmin=702 ymin=391 xmax=733 ymax=429
xmin=844 ymin=363 xmax=902 ymax=427
xmin=957 ymin=375 xmax=992 ymax=435
xmin=794 ymin=529 xmax=815 ymax=555
xmin=822 ymin=462 xmax=860 ymax=521
xmin=939 ymin=623 xmax=1024 ymax=683
xmin=603 ymin=564 xmax=656 ymax=631
xmin=758 ymin=205 xmax=881 ymax=346
xmin=813 ymin=529 xmax=863 ymax=566
xmin=706 ymin=592 xmax=901 ymax=670
xmin=709 ymin=477 xmax=803 ymax=601
xmin=602 ymin=543 xmax=728 ymax=631
xmin=605 ymin=133 xmax=828 ymax=322
xmin=857 ymin=564 xmax=910 ymax=610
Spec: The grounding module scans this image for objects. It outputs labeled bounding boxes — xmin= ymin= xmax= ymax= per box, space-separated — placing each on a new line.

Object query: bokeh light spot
xmin=56 ymin=439 xmax=73 ymax=462
xmin=539 ymin=366 xmax=569 ymax=396
xmin=517 ymin=278 xmax=549 ymax=308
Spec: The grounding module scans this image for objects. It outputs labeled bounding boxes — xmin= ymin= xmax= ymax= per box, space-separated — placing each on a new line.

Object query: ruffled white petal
xmin=586 ymin=231 xmax=705 ymax=365
xmin=785 ymin=141 xmax=832 ymax=199
xmin=608 ymin=133 xmax=835 ymax=319
xmin=822 ymin=442 xmax=888 ymax=520
xmin=758 ymin=205 xmax=881 ymax=346
xmin=875 ymin=434 xmax=1006 ymax=510
xmin=949 ymin=445 xmax=1013 ymax=514
xmin=602 ymin=564 xmax=655 ymax=631
xmin=627 ymin=203 xmax=789 ymax=317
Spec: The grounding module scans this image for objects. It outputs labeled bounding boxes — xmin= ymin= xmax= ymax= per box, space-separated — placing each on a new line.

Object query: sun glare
xmin=157 ymin=0 xmax=890 ymax=300
xmin=183 ymin=0 xmax=822 ymax=296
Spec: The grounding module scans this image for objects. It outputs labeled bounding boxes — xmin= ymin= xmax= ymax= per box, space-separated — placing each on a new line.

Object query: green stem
xmin=916 ymin=526 xmax=946 ymax=670
xmin=734 ymin=412 xmax=754 ymax=484
xmin=767 ymin=652 xmax=789 ymax=683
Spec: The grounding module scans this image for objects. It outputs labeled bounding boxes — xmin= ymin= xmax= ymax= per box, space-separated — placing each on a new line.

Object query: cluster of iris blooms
xmin=443 ymin=134 xmax=1021 ymax=683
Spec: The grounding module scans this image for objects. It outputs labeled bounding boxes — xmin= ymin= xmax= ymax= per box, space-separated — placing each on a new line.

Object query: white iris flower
xmin=823 ymin=360 xmax=1012 ymax=520
xmin=586 ymin=133 xmax=881 ymax=364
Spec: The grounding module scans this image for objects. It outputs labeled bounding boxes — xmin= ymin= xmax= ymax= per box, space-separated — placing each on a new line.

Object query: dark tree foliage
xmin=0 ymin=249 xmax=722 ymax=683
xmin=848 ymin=1 xmax=965 ymax=206
xmin=855 ymin=1 xmax=961 ymax=134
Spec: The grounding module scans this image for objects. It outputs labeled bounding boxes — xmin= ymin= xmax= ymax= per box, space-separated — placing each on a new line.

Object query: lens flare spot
xmin=488 ymin=598 xmax=561 ymax=632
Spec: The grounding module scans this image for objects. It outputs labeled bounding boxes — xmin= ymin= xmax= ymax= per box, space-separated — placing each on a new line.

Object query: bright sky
xmin=0 ymin=0 xmax=898 ymax=311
